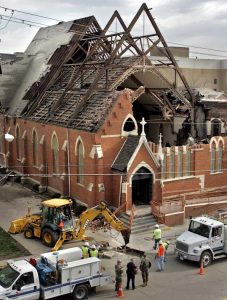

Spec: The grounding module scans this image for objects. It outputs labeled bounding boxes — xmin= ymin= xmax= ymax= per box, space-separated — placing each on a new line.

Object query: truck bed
xmin=40 ymin=257 xmax=112 ymax=299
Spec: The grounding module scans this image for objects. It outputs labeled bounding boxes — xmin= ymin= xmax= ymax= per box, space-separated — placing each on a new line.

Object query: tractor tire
xmin=200 ymin=251 xmax=212 ymax=268
xmin=72 ymin=284 xmax=88 ymax=300
xmin=41 ymin=228 xmax=59 ymax=247
xmin=24 ymin=225 xmax=34 ymax=239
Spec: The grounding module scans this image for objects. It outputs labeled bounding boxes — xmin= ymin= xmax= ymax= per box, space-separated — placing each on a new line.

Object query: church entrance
xmin=132 ymin=167 xmax=152 ymax=205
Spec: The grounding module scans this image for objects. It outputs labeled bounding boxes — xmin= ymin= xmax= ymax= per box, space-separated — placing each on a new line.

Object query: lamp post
xmin=4 ymin=133 xmax=14 ymax=143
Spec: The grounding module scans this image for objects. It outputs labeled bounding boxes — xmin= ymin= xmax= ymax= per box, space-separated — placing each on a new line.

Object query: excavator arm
xmin=73 ymin=201 xmax=131 ymax=245
xmin=52 ymin=201 xmax=131 ymax=252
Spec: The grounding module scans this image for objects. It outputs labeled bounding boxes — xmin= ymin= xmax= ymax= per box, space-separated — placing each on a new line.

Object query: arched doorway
xmin=132 ymin=167 xmax=152 ymax=205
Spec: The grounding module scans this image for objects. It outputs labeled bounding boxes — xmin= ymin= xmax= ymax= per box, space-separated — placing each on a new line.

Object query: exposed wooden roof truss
xmin=23 ymin=3 xmax=194 ymax=130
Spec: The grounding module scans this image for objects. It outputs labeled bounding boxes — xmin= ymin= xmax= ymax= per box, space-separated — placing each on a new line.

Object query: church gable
xmin=127 ymin=139 xmax=160 ymax=174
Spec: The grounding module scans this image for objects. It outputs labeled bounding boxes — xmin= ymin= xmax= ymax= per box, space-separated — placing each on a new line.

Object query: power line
xmin=0 ymin=10 xmax=14 ymax=30
xmin=190 ymin=51 xmax=227 ymax=59
xmin=0 ymin=16 xmax=43 ymax=28
xmin=0 ymin=14 xmax=48 ymax=27
xmin=168 ymin=41 xmax=227 ymax=54
xmin=0 ymin=5 xmax=62 ymax=22
xmin=2 ymin=5 xmax=227 ymax=57
xmin=2 ymin=164 xmax=225 ymax=173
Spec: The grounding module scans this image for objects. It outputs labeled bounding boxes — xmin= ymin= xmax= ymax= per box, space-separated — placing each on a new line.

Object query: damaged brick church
xmin=1 ymin=3 xmax=227 ymax=225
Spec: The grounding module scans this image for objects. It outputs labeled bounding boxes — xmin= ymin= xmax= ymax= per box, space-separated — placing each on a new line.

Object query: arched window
xmin=16 ymin=126 xmax=20 ymax=159
xmin=178 ymin=149 xmax=183 ymax=177
xmin=185 ymin=148 xmax=191 ymax=176
xmin=122 ymin=114 xmax=138 ymax=136
xmin=169 ymin=150 xmax=175 ymax=178
xmin=217 ymin=142 xmax=223 ymax=172
xmin=123 ymin=117 xmax=136 ymax=132
xmin=77 ymin=140 xmax=84 ymax=184
xmin=52 ymin=134 xmax=59 ymax=174
xmin=32 ymin=130 xmax=38 ymax=166
xmin=210 ymin=142 xmax=216 ymax=174
xmin=211 ymin=119 xmax=221 ymax=136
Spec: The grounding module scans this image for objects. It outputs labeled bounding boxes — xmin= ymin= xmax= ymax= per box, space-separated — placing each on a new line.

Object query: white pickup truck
xmin=175 ymin=216 xmax=227 ymax=267
xmin=0 ymin=247 xmax=112 ymax=300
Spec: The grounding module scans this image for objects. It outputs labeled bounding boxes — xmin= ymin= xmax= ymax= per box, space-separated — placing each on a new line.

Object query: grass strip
xmin=0 ymin=227 xmax=30 ymax=260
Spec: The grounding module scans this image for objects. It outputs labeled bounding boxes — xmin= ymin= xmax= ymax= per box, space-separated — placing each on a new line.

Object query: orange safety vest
xmin=157 ymin=244 xmax=165 ymax=257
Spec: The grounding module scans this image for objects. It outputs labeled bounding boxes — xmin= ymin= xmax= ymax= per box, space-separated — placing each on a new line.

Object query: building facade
xmin=1 ymin=4 xmax=227 ymax=225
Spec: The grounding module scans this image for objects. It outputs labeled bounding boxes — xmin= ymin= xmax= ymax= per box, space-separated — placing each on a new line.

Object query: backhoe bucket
xmin=121 ymin=228 xmax=131 ymax=245
xmin=9 ymin=214 xmax=41 ymax=234
xmin=8 ymin=218 xmax=28 ymax=234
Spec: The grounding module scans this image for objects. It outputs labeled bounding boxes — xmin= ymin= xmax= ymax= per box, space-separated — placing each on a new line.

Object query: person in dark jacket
xmin=126 ymin=258 xmax=137 ymax=290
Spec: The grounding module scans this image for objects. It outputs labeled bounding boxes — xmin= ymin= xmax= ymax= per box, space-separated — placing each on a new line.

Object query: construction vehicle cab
xmin=9 ymin=198 xmax=74 ymax=247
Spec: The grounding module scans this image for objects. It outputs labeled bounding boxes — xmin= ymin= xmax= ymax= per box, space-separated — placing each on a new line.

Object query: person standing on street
xmin=115 ymin=260 xmax=123 ymax=292
xmin=126 ymin=258 xmax=137 ymax=290
xmin=153 ymin=224 xmax=162 ymax=250
xmin=155 ymin=240 xmax=165 ymax=271
xmin=139 ymin=252 xmax=151 ymax=287
xmin=163 ymin=241 xmax=170 ymax=262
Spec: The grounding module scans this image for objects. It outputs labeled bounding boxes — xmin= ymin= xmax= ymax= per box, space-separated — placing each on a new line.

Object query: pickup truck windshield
xmin=0 ymin=265 xmax=19 ymax=288
xmin=189 ymin=220 xmax=210 ymax=238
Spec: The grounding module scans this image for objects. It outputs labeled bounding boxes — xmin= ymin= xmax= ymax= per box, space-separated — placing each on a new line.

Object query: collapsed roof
xmin=0 ymin=3 xmax=195 ymax=133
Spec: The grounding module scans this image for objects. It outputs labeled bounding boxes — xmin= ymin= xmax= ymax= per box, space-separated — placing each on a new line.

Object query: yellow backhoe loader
xmin=9 ymin=199 xmax=131 ymax=252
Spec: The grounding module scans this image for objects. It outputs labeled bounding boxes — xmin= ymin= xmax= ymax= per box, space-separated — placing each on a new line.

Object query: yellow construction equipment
xmin=9 ymin=199 xmax=131 ymax=252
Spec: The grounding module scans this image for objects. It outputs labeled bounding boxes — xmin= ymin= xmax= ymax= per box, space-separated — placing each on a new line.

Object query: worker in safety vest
xmin=90 ymin=244 xmax=99 ymax=257
xmin=81 ymin=241 xmax=90 ymax=258
xmin=153 ymin=224 xmax=162 ymax=250
xmin=162 ymin=241 xmax=170 ymax=262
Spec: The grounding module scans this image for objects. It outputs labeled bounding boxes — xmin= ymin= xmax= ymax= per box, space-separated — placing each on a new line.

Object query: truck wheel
xmin=72 ymin=284 xmax=88 ymax=300
xmin=41 ymin=228 xmax=59 ymax=247
xmin=24 ymin=225 xmax=34 ymax=239
xmin=201 ymin=251 xmax=212 ymax=267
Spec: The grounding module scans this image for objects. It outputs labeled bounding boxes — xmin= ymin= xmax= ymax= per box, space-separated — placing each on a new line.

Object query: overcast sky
xmin=1 ymin=0 xmax=227 ymax=59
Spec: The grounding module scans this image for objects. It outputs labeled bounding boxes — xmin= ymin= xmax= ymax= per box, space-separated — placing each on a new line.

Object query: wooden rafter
xmin=23 ymin=2 xmax=195 ymax=131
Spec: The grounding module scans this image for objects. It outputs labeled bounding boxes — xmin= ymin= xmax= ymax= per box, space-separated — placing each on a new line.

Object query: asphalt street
xmin=53 ymin=253 xmax=227 ymax=300
xmin=1 ymin=182 xmax=227 ymax=300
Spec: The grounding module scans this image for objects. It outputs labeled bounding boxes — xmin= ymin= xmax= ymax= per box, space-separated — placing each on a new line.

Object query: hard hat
xmin=159 ymin=240 xmax=163 ymax=245
xmin=84 ymin=241 xmax=90 ymax=247
xmin=91 ymin=244 xmax=96 ymax=249
xmin=155 ymin=224 xmax=159 ymax=228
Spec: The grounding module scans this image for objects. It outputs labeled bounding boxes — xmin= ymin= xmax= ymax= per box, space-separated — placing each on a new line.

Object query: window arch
xmin=185 ymin=148 xmax=191 ymax=176
xmin=123 ymin=117 xmax=136 ymax=132
xmin=178 ymin=149 xmax=183 ymax=177
xmin=169 ymin=150 xmax=175 ymax=178
xmin=15 ymin=125 xmax=20 ymax=159
xmin=76 ymin=140 xmax=84 ymax=184
xmin=32 ymin=129 xmax=38 ymax=166
xmin=52 ymin=134 xmax=59 ymax=174
xmin=210 ymin=142 xmax=216 ymax=174
xmin=217 ymin=141 xmax=223 ymax=172
xmin=122 ymin=114 xmax=138 ymax=136
xmin=211 ymin=119 xmax=221 ymax=136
